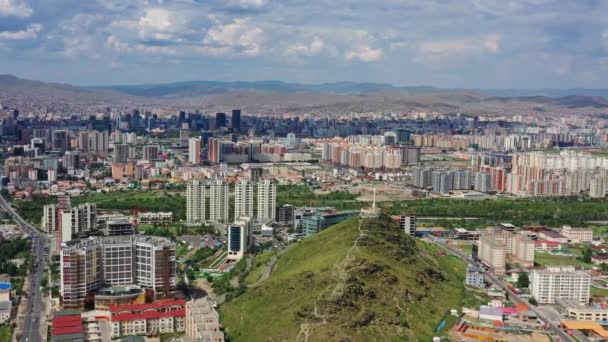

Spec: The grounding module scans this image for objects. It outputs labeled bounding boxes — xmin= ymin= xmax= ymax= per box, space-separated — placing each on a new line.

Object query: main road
xmin=0 ymin=195 xmax=48 ymax=342
xmin=432 ymin=238 xmax=575 ymax=342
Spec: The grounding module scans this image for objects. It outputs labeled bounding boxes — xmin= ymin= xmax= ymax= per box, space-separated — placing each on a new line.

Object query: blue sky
xmin=1 ymin=0 xmax=608 ymax=88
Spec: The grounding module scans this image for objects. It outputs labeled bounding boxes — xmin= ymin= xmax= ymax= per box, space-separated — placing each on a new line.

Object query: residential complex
xmin=530 ymin=266 xmax=591 ymax=305
xmin=60 ymin=235 xmax=177 ymax=308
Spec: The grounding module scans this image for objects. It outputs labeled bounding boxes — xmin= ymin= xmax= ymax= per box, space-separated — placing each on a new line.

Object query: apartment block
xmin=530 ymin=266 xmax=591 ymax=305
xmin=209 ymin=180 xmax=229 ymax=223
xmin=186 ymin=180 xmax=206 ymax=225
xmin=257 ymin=179 xmax=276 ymax=222
xmin=61 ymin=235 xmax=176 ymax=308
xmin=234 ymin=179 xmax=254 ymax=220
xmin=185 ymin=298 xmax=225 ymax=342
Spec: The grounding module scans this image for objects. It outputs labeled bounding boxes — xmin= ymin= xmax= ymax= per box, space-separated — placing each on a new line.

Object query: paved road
xmin=432 ymin=239 xmax=575 ymax=342
xmin=0 ymin=195 xmax=48 ymax=342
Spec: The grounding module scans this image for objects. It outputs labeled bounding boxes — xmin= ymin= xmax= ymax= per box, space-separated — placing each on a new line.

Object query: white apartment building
xmin=138 ymin=211 xmax=173 ymax=224
xmin=478 ymin=229 xmax=507 ymax=275
xmin=209 ymin=180 xmax=229 ymax=223
xmin=590 ymin=175 xmax=607 ymax=198
xmin=561 ymin=225 xmax=593 ymax=243
xmin=530 ymin=266 xmax=591 ymax=305
xmin=234 ymin=179 xmax=254 ymax=220
xmin=186 ymin=180 xmax=206 ymax=225
xmin=41 ymin=204 xmax=57 ymax=232
xmin=257 ymin=179 xmax=277 ymax=222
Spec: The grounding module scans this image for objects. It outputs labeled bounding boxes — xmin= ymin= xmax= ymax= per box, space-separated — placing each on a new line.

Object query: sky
xmin=1 ymin=0 xmax=608 ymax=88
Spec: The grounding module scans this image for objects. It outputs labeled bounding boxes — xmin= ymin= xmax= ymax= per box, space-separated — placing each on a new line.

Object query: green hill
xmin=220 ymin=215 xmax=466 ymax=341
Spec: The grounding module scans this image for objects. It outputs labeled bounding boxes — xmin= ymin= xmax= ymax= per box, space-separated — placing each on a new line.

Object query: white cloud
xmin=284 ymin=36 xmax=325 ymax=58
xmin=226 ymin=0 xmax=269 ymax=9
xmin=0 ymin=24 xmax=40 ymax=40
xmin=416 ymin=34 xmax=502 ymax=65
xmin=203 ymin=18 xmax=264 ymax=56
xmin=345 ymin=46 xmax=383 ymax=62
xmin=0 ymin=0 xmax=32 ymax=17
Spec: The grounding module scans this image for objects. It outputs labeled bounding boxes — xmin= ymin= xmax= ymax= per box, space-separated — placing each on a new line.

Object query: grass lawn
xmin=221 ymin=217 xmax=466 ymax=342
xmin=0 ymin=324 xmax=12 ymax=341
xmin=244 ymin=251 xmax=276 ymax=285
xmin=455 ymin=244 xmax=474 ymax=257
xmin=592 ymin=287 xmax=608 ymax=298
xmin=534 ymin=252 xmax=592 ymax=269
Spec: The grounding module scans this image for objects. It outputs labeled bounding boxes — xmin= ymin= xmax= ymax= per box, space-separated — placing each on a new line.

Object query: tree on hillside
xmin=582 ymin=248 xmax=593 ymax=263
xmin=517 ymin=272 xmax=530 ymax=289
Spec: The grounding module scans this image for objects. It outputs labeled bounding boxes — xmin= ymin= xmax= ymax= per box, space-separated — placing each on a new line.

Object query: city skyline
xmin=1 ymin=1 xmax=608 ymax=88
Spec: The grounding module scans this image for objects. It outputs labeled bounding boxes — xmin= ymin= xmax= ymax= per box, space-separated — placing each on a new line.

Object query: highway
xmin=432 ymin=239 xmax=575 ymax=342
xmin=0 ymin=195 xmax=48 ymax=342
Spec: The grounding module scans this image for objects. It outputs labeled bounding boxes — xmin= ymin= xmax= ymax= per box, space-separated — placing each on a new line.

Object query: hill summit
xmin=220 ymin=215 xmax=466 ymax=341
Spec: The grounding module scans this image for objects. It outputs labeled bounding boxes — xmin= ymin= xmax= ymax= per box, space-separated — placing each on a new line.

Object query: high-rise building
xmin=142 ymin=145 xmax=159 ymax=162
xmin=231 ymin=109 xmax=241 ymax=132
xmin=412 ymin=167 xmax=432 ymax=188
xmin=208 ymin=138 xmax=220 ymax=164
xmin=209 ymin=181 xmax=229 ymax=223
xmin=188 ymin=138 xmax=201 ymax=164
xmin=53 ymin=130 xmax=70 ymax=152
xmin=432 ymin=171 xmax=452 ymax=193
xmin=234 ymin=179 xmax=254 ymax=220
xmin=530 ymin=266 xmax=591 ymax=305
xmin=590 ymin=175 xmax=607 ymax=198
xmin=55 ymin=195 xmax=72 ymax=252
xmin=186 ymin=180 xmax=206 ymax=225
xmin=88 ymin=130 xmax=109 ymax=153
xmin=399 ymin=213 xmax=416 ymax=237
xmin=60 ymin=235 xmax=176 ymax=308
xmin=185 ymin=299 xmax=224 ymax=341
xmin=396 ymin=128 xmax=411 ymax=145
xmin=41 ymin=204 xmax=57 ymax=233
xmin=216 ymin=113 xmax=226 ymax=129
xmin=257 ymin=179 xmax=276 ymax=222
xmin=474 ymin=172 xmax=492 ymax=193
xmin=59 ymin=203 xmax=98 ymax=243
xmin=114 ymin=143 xmax=129 ymax=163
xmin=227 ymin=219 xmax=249 ymax=260
xmin=478 ymin=228 xmax=507 ymax=275
xmin=78 ymin=131 xmax=89 ymax=152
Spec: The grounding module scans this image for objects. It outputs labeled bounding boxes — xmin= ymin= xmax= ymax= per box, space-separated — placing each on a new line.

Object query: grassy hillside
xmin=220 ymin=215 xmax=466 ymax=341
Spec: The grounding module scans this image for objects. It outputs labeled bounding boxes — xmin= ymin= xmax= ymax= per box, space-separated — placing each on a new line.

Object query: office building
xmin=61 ymin=235 xmax=176 ymax=308
xmin=188 ymin=138 xmax=201 ymax=164
xmin=209 ymin=181 xmax=229 ymax=223
xmin=530 ymin=266 xmax=591 ymax=305
xmin=186 ymin=180 xmax=206 ymax=225
xmin=215 ymin=112 xmax=226 ymax=129
xmin=106 ymin=219 xmax=134 ymax=235
xmin=465 ymin=265 xmax=485 ymax=288
xmin=561 ymin=225 xmax=593 ymax=243
xmin=257 ymin=179 xmax=277 ymax=222
xmin=53 ymin=130 xmax=70 ymax=152
xmin=276 ymin=205 xmax=295 ymax=225
xmin=399 ymin=213 xmax=416 ymax=237
xmin=227 ymin=219 xmax=249 ymax=260
xmin=231 ymin=109 xmax=241 ymax=132
xmin=301 ymin=208 xmax=359 ymax=236
xmin=142 ymin=145 xmax=159 ymax=162
xmin=114 ymin=144 xmax=129 ymax=163
xmin=556 ymin=298 xmax=608 ymax=321
xmin=234 ymin=179 xmax=254 ymax=220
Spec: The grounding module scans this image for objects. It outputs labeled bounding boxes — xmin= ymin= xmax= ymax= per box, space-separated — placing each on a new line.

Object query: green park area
xmin=12 ymin=186 xmax=608 ymax=231
xmin=0 ymin=325 xmax=12 ymax=341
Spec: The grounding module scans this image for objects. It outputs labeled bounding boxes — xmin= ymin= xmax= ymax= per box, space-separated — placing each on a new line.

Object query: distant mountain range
xmin=2 ymin=74 xmax=608 ymax=115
